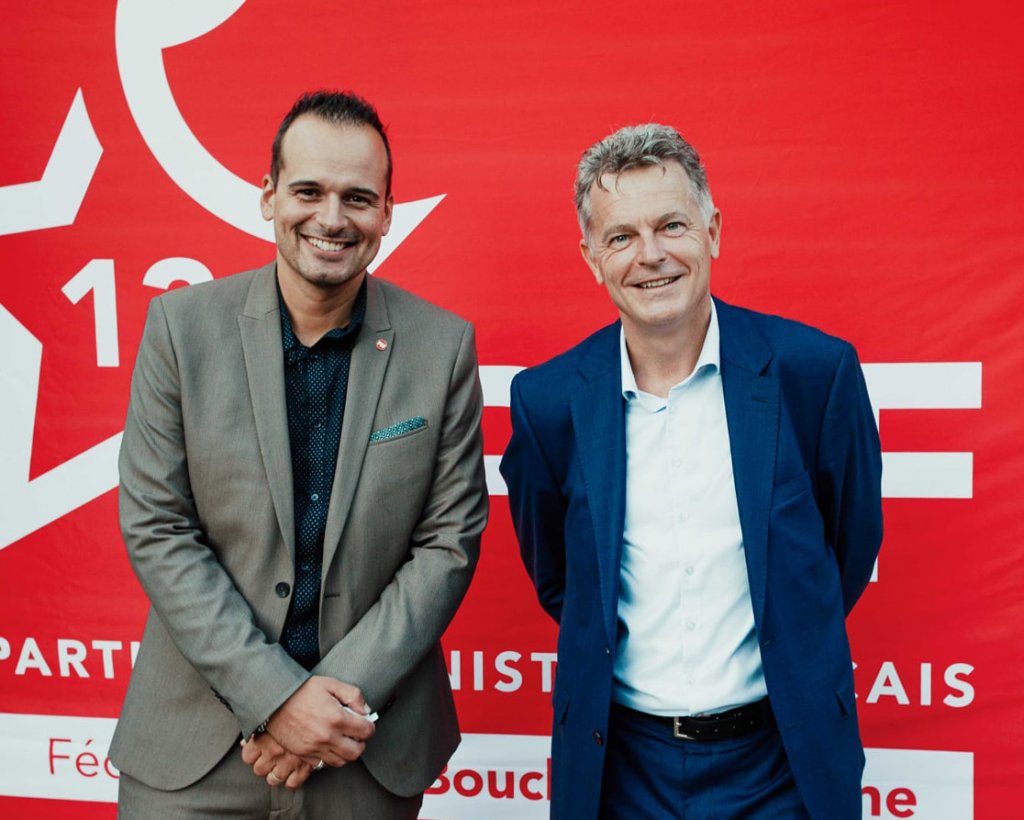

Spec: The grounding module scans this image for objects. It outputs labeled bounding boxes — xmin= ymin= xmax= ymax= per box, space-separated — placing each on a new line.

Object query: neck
xmin=623 ymin=298 xmax=712 ymax=398
xmin=277 ymin=269 xmax=364 ymax=347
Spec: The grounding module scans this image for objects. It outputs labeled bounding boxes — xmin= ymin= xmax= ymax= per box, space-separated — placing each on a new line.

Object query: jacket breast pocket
xmin=368 ymin=417 xmax=429 ymax=445
xmin=359 ymin=422 xmax=436 ymax=502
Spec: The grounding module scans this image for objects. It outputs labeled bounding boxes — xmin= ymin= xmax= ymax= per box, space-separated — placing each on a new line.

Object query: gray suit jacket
xmin=109 ymin=263 xmax=488 ymax=796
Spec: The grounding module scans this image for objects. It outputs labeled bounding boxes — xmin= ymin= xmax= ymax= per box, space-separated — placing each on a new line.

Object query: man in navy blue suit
xmin=500 ymin=124 xmax=882 ymax=819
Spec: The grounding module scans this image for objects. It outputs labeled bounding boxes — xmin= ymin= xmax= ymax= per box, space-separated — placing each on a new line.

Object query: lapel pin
xmin=375 ymin=338 xmax=389 ymax=351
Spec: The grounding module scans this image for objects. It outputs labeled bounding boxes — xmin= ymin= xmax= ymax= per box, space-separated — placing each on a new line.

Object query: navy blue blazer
xmin=500 ymin=297 xmax=882 ymax=820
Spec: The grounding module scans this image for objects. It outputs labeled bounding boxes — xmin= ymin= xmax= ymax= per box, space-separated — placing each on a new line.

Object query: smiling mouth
xmin=305 ymin=235 xmax=355 ymax=252
xmin=636 ymin=276 xmax=680 ymax=289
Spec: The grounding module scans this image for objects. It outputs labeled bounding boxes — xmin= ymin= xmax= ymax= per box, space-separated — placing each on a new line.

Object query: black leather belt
xmin=616 ymin=698 xmax=775 ymax=741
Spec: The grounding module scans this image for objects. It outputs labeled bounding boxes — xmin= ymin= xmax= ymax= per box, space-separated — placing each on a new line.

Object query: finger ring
xmin=314 ymin=759 xmax=325 ymax=771
xmin=268 ymin=772 xmax=284 ymax=785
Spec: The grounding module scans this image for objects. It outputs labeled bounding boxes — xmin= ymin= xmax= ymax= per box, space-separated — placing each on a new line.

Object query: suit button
xmin=275 ymin=582 xmax=290 ymax=598
xmin=593 ymin=730 xmax=603 ymax=745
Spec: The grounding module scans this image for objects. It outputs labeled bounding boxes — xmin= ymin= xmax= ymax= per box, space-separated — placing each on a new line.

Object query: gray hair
xmin=574 ymin=123 xmax=715 ymax=245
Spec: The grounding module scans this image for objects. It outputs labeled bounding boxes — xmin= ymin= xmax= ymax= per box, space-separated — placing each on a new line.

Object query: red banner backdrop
xmin=2 ymin=1 xmax=1022 ymax=817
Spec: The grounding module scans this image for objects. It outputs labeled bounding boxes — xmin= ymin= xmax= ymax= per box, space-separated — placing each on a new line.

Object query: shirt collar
xmin=620 ymin=298 xmax=721 ymax=400
xmin=280 ymin=277 xmax=368 ymax=359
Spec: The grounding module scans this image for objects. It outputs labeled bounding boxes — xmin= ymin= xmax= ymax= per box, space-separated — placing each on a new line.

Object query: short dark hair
xmin=270 ymin=90 xmax=392 ymax=195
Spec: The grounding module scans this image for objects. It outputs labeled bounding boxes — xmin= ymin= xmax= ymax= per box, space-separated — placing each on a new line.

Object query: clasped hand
xmin=240 ymin=675 xmax=376 ymax=789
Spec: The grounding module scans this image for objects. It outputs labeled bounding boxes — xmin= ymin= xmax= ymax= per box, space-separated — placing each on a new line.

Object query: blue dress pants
xmin=598 ymin=703 xmax=811 ymax=819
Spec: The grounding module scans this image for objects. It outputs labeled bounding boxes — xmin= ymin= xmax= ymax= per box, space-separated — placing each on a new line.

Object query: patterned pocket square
xmin=369 ymin=416 xmax=428 ymax=442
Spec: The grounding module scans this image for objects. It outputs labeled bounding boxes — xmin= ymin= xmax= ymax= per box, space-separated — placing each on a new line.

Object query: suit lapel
xmin=716 ymin=298 xmax=778 ymax=627
xmin=238 ymin=264 xmax=296 ymax=558
xmin=321 ymin=276 xmax=393 ymax=573
xmin=570 ymin=324 xmax=626 ymax=650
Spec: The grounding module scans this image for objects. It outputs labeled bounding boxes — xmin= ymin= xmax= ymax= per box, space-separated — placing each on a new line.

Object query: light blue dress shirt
xmin=612 ymin=301 xmax=768 ymax=716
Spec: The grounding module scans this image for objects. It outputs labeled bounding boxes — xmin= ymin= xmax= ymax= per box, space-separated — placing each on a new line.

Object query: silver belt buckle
xmin=672 ymin=716 xmax=696 ymax=740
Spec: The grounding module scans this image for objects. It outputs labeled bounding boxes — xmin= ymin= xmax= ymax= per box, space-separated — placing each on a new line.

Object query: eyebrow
xmin=654 ymin=211 xmax=690 ymax=224
xmin=600 ymin=223 xmax=634 ymax=241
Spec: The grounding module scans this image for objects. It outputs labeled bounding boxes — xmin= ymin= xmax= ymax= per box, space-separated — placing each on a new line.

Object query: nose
xmin=317 ymin=194 xmax=348 ymax=233
xmin=636 ymin=232 xmax=667 ymax=265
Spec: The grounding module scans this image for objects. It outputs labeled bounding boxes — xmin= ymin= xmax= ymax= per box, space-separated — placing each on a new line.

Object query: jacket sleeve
xmin=118 ymin=298 xmax=308 ymax=736
xmin=816 ymin=341 xmax=884 ymax=614
xmin=499 ymin=374 xmax=567 ymax=623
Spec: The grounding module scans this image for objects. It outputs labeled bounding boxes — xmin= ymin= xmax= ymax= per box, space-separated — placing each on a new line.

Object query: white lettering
xmin=56 ymin=639 xmax=89 ymax=678
xmin=143 ymin=257 xmax=213 ymax=289
xmin=0 ymin=636 xmax=140 ymax=681
xmin=867 ymin=661 xmax=910 ymax=705
xmin=919 ymin=662 xmax=932 ymax=706
xmin=479 ymin=366 xmax=524 ymax=408
xmin=447 ymin=649 xmax=558 ymax=694
xmin=863 ymin=363 xmax=981 ymax=500
xmin=531 ymin=652 xmax=558 ymax=693
xmin=15 ymin=637 xmax=53 ymax=676
xmin=61 ymin=259 xmax=119 ymax=367
xmin=857 ymin=660 xmax=975 ymax=708
xmin=495 ymin=651 xmax=523 ymax=692
xmin=448 ymin=649 xmax=461 ymax=689
xmin=942 ymin=664 xmax=975 ymax=708
xmin=91 ymin=640 xmax=123 ymax=679
xmin=473 ymin=650 xmax=485 ymax=692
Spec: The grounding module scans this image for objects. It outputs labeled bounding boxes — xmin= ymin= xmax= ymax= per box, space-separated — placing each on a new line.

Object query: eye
xmin=663 ymin=221 xmax=686 ymax=235
xmin=608 ymin=234 xmax=630 ymax=247
xmin=295 ymin=188 xmax=320 ymax=200
xmin=344 ymin=193 xmax=373 ymax=207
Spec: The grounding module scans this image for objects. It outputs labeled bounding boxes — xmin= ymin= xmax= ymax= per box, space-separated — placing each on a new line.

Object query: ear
xmin=259 ymin=174 xmax=275 ymax=221
xmin=579 ymin=238 xmax=605 ymax=285
xmin=708 ymin=208 xmax=722 ymax=259
xmin=381 ymin=194 xmax=394 ymax=236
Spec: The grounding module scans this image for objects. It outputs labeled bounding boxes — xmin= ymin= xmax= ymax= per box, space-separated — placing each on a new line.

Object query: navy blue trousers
xmin=598 ymin=703 xmax=810 ymax=819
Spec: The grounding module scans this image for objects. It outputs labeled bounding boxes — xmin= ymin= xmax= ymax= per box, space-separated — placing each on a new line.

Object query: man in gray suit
xmin=110 ymin=90 xmax=488 ymax=818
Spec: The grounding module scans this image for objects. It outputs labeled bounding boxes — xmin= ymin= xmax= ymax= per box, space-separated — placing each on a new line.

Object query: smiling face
xmin=580 ymin=161 xmax=721 ymax=340
xmin=261 ymin=115 xmax=393 ymax=298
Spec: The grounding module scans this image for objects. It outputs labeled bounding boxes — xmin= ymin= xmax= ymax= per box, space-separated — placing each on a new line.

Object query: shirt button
xmin=672 ymin=458 xmax=683 ymax=468
xmin=275 ymin=582 xmax=290 ymax=598
xmin=686 ymin=620 xmax=696 ymax=631
xmin=592 ymin=730 xmax=604 ymax=746
xmin=301 ymin=563 xmax=311 ymax=572
xmin=685 ymin=566 xmax=695 ymax=576
xmin=677 ymin=512 xmax=688 ymax=524
xmin=310 ymin=493 xmax=320 ymax=502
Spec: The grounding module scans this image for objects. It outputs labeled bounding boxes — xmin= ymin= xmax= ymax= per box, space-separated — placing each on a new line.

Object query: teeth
xmin=639 ymin=278 xmax=675 ymax=289
xmin=307 ymin=236 xmax=348 ymax=252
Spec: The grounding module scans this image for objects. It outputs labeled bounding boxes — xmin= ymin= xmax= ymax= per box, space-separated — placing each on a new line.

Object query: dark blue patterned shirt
xmin=278 ymin=280 xmax=367 ymax=669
